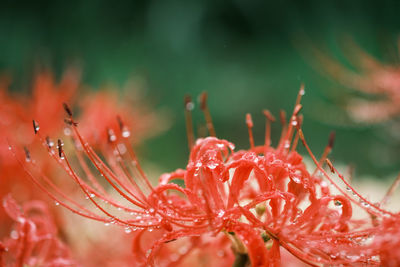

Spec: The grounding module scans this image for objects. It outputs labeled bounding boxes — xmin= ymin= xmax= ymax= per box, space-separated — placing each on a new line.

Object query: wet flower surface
xmin=6 ymin=86 xmax=399 ymax=266
xmin=1 ymin=194 xmax=77 ymax=267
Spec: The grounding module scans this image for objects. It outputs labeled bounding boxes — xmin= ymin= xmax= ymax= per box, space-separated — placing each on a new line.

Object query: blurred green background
xmin=1 ymin=0 xmax=400 ymax=179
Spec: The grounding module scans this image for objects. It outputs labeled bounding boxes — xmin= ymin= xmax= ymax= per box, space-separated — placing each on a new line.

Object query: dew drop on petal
xmin=284 ymin=141 xmax=290 ymax=149
xmin=63 ymin=127 xmax=71 ymax=136
xmin=292 ymin=177 xmax=301 ymax=184
xmin=207 ymin=162 xmax=218 ymax=170
xmin=122 ymin=128 xmax=131 ymax=138
xmin=217 ymin=210 xmax=225 ymax=218
xmin=10 ymin=230 xmax=18 ymax=239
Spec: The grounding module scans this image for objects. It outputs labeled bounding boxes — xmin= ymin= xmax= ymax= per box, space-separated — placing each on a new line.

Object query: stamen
xmin=278 ymin=110 xmax=287 ymax=146
xmin=63 ymin=102 xmax=73 ymax=117
xmin=263 ymin=110 xmax=275 ymax=148
xmin=199 ymin=92 xmax=216 ymax=137
xmin=45 ymin=136 xmax=54 ymax=148
xmin=107 ymin=128 xmax=117 ymax=143
xmin=313 ymin=131 xmax=336 ymax=173
xmin=64 ymin=118 xmax=78 ymax=126
xmin=32 ymin=120 xmax=39 ymax=134
xmin=290 ymin=115 xmax=303 ymax=152
xmin=325 ymin=158 xmax=335 ymax=173
xmin=24 ymin=146 xmax=31 ymax=162
xmin=57 ymin=139 xmax=64 ymax=159
xmin=117 ymin=116 xmax=131 ymax=138
xmin=295 ymin=83 xmax=305 ymax=107
xmin=246 ymin=113 xmax=255 ymax=150
xmin=380 ymin=172 xmax=400 ymax=206
xmin=184 ymin=95 xmax=195 ymax=151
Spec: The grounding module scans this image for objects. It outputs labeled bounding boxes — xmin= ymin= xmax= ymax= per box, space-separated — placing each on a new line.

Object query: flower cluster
xmin=0 ymin=69 xmax=166 ymax=266
xmin=9 ymin=87 xmax=400 ymax=266
xmin=1 ymin=194 xmax=76 ymax=266
xmin=307 ymin=38 xmax=400 ymax=123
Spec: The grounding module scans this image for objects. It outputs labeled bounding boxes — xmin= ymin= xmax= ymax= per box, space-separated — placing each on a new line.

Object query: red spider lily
xmin=0 ymin=69 xmax=165 ymax=238
xmin=0 ymin=69 xmax=79 ymax=237
xmin=0 ymin=194 xmax=77 ymax=267
xmin=16 ymin=88 xmax=400 ymax=266
xmin=303 ymin=37 xmax=400 ymax=123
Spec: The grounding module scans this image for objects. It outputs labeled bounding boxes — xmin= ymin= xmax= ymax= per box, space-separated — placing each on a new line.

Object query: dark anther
xmin=24 ymin=146 xmax=31 ymax=161
xmin=32 ymin=120 xmax=39 ymax=134
xmin=63 ymin=102 xmax=73 ymax=117
xmin=116 ymin=116 xmax=124 ymax=131
xmin=57 ymin=139 xmax=64 ymax=158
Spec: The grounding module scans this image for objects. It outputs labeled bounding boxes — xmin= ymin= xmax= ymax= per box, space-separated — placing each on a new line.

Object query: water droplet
xmin=117 ymin=143 xmax=127 ymax=154
xmin=292 ymin=177 xmax=301 ymax=184
xmin=299 ymin=89 xmax=305 ymax=96
xmin=291 ymin=120 xmax=298 ymax=126
xmin=186 ymin=102 xmax=194 ymax=110
xmin=122 ymin=128 xmax=130 ymax=138
xmin=55 ymin=202 xmax=60 ymax=206
xmin=124 ymin=227 xmax=132 ymax=234
xmin=90 ymin=193 xmax=95 ymax=198
xmin=284 ymin=141 xmax=290 ymax=149
xmin=361 ymin=201 xmax=370 ymax=208
xmin=207 ymin=162 xmax=218 ymax=170
xmin=217 ymin=143 xmax=225 ymax=149
xmin=63 ymin=127 xmax=71 ymax=136
xmin=195 ymin=162 xmax=202 ymax=168
xmin=217 ymin=210 xmax=225 ymax=218
xmin=149 ymin=208 xmax=155 ymax=213
xmin=148 ymin=228 xmax=153 ymax=232
xmin=8 ymin=146 xmax=12 ymax=150
xmin=10 ymin=230 xmax=18 ymax=239
xmin=217 ymin=250 xmax=225 ymax=257
xmin=170 ymin=253 xmax=179 ymax=262
xmin=179 ymin=246 xmax=188 ymax=254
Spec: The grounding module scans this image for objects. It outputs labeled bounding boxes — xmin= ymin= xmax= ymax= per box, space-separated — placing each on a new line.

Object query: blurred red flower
xmin=0 ymin=194 xmax=77 ymax=266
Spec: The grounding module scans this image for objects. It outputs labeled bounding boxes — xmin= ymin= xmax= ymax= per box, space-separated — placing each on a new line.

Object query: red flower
xmin=0 ymin=69 xmax=79 ymax=237
xmin=0 ymin=69 xmax=165 ymax=240
xmin=304 ymin=37 xmax=400 ymax=123
xmin=1 ymin=194 xmax=77 ymax=266
xmin=20 ymin=88 xmax=400 ymax=266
